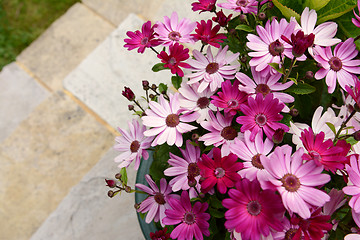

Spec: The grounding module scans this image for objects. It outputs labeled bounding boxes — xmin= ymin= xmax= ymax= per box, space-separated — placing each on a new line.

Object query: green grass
xmin=0 ymin=0 xmax=80 ymax=70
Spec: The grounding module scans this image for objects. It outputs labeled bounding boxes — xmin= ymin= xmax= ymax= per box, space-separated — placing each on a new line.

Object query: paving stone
xmin=0 ymin=91 xmax=114 ymax=240
xmin=16 ymin=3 xmax=115 ymax=92
xmin=82 ymin=0 xmax=164 ymax=25
xmin=63 ymin=14 xmax=172 ymax=129
xmin=0 ymin=62 xmax=50 ymax=142
xmin=30 ymin=148 xmax=143 ymax=240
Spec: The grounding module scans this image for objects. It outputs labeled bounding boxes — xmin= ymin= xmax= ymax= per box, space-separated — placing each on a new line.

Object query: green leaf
xmin=171 ymin=76 xmax=182 ymax=89
xmin=268 ymin=62 xmax=285 ymax=74
xmin=208 ymin=207 xmax=225 ymax=218
xmin=288 ymin=77 xmax=298 ymax=85
xmin=151 ymin=63 xmax=166 ymax=72
xmin=317 ymin=0 xmax=356 ymax=23
xmin=158 ymin=83 xmax=168 ymax=94
xmin=304 ymin=0 xmax=331 ymax=11
xmin=272 ymin=0 xmax=301 ymax=21
xmin=336 ymin=10 xmax=360 ymax=50
xmin=346 ymin=136 xmax=358 ymax=145
xmin=285 ymin=82 xmax=316 ymax=95
xmin=119 ymin=167 xmax=128 ymax=186
xmin=326 ymin=122 xmax=336 ymax=135
xmin=210 ymin=196 xmax=224 ymax=209
xmin=235 ymin=24 xmax=254 ymax=32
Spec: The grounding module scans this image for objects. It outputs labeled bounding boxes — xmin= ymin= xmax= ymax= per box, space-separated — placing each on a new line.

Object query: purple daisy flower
xmin=142 ymin=93 xmax=199 ymax=147
xmin=343 ymin=155 xmax=360 ymax=214
xmin=124 ymin=21 xmax=161 ymax=53
xmin=135 ymin=175 xmax=179 ymax=227
xmin=313 ymin=38 xmax=360 ymax=93
xmin=186 ymin=45 xmax=240 ymax=93
xmin=155 ymin=12 xmax=196 ymax=46
xmin=114 ymin=119 xmax=154 ymax=170
xmin=157 ymin=42 xmax=191 ymax=77
xmin=217 ymin=0 xmax=258 ymax=14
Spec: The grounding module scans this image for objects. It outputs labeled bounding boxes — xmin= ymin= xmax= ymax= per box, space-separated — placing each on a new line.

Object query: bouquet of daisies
xmin=105 ymin=0 xmax=360 ymax=239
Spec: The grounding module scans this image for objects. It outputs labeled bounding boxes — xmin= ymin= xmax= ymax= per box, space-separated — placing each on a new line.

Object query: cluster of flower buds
xmin=105 ymin=172 xmax=132 ymax=198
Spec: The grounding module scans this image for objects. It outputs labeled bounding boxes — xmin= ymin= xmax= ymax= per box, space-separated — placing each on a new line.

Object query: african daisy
xmin=157 ymin=42 xmax=191 ymax=77
xmin=217 ymin=0 xmax=258 ymax=14
xmin=192 ymin=20 xmax=227 ymax=48
xmin=124 ymin=21 xmax=161 ymax=53
xmin=343 ymin=155 xmax=360 ymax=214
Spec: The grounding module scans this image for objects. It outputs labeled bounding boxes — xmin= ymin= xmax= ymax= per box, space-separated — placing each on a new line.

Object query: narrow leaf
xmin=326 ymin=122 xmax=336 ymax=135
xmin=235 ymin=24 xmax=254 ymax=32
xmin=152 ymin=63 xmax=166 ymax=72
xmin=272 ymin=0 xmax=301 ymax=21
xmin=268 ymin=62 xmax=285 ymax=74
xmin=120 ymin=167 xmax=128 ymax=186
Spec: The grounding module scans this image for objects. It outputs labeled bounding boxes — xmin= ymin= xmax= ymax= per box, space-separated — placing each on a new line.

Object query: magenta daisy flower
xmin=236 ymin=93 xmax=289 ymax=141
xmin=157 ymin=42 xmax=191 ymax=77
xmin=135 ymin=175 xmax=179 ymax=227
xmin=191 ymin=0 xmax=217 ymax=13
xmin=236 ymin=67 xmax=294 ymax=112
xmin=313 ymin=38 xmax=360 ymax=93
xmin=178 ymin=82 xmax=216 ymax=123
xmin=164 ymin=140 xmax=201 ymax=198
xmin=198 ymin=147 xmax=243 ymax=194
xmin=186 ymin=45 xmax=240 ymax=93
xmin=191 ymin=20 xmax=227 ymax=48
xmin=142 ymin=93 xmax=199 ymax=147
xmin=346 ymin=80 xmax=360 ymax=109
xmin=155 ymin=12 xmax=196 ymax=46
xmin=222 ymin=178 xmax=285 ymax=240
xmin=217 ymin=0 xmax=258 ymax=14
xmin=246 ymin=18 xmax=301 ymax=76
xmin=199 ymin=110 xmax=240 ymax=155
xmin=163 ymin=190 xmax=210 ymax=240
xmin=353 ymin=1 xmax=360 ymax=28
xmin=261 ymin=145 xmax=331 ymax=219
xmin=114 ymin=119 xmax=154 ymax=170
xmin=300 ymin=127 xmax=348 ymax=173
xmin=124 ymin=21 xmax=161 ymax=53
xmin=343 ymin=155 xmax=360 ymax=214
xmin=229 ymin=130 xmax=274 ymax=182
xmin=211 ymin=80 xmax=248 ymax=115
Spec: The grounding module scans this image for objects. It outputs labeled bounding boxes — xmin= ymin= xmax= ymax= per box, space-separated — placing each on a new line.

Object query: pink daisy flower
xmin=157 ymin=42 xmax=191 ymax=77
xmin=155 ymin=12 xmax=196 ymax=46
xmin=210 ymin=80 xmax=248 ymax=116
xmin=300 ymin=127 xmax=348 ymax=173
xmin=217 ymin=0 xmax=258 ymax=14
xmin=236 ymin=93 xmax=289 ymax=141
xmin=261 ymin=145 xmax=331 ymax=219
xmin=186 ymin=45 xmax=240 ymax=93
xmin=313 ymin=38 xmax=360 ymax=93
xmin=178 ymin=82 xmax=216 ymax=123
xmin=114 ymin=119 xmax=154 ymax=170
xmin=343 ymin=155 xmax=360 ymax=214
xmin=236 ymin=67 xmax=294 ymax=112
xmin=124 ymin=21 xmax=161 ymax=53
xmin=353 ymin=1 xmax=360 ymax=28
xmin=163 ymin=190 xmax=210 ymax=240
xmin=198 ymin=147 xmax=243 ymax=194
xmin=163 ymin=140 xmax=201 ymax=198
xmin=142 ymin=93 xmax=199 ymax=147
xmin=222 ymin=178 xmax=285 ymax=240
xmin=346 ymin=77 xmax=360 ymax=109
xmin=246 ymin=18 xmax=302 ymax=76
xmin=229 ymin=130 xmax=274 ymax=182
xmin=135 ymin=175 xmax=179 ymax=227
xmin=191 ymin=0 xmax=217 ymax=13
xmin=199 ymin=110 xmax=240 ymax=155
xmin=191 ymin=20 xmax=227 ymax=48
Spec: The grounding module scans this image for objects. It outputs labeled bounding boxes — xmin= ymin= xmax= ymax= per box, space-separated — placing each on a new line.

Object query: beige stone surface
xmin=82 ymin=0 xmax=165 ymax=25
xmin=0 ymin=91 xmax=114 ymax=240
xmin=16 ymin=3 xmax=115 ymax=92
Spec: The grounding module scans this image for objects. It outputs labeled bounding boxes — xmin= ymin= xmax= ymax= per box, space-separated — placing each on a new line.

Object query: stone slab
xmin=0 ymin=62 xmax=49 ymax=142
xmin=63 ymin=14 xmax=172 ymax=129
xmin=0 ymin=91 xmax=114 ymax=240
xmin=30 ymin=148 xmax=143 ymax=240
xmin=16 ymin=3 xmax=115 ymax=92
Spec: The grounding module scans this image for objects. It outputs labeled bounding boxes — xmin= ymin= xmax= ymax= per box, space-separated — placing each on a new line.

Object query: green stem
xmin=133 ymin=100 xmax=145 ymax=112
xmin=282 ymin=58 xmax=297 ymax=83
xmin=334 ymin=110 xmax=356 ymax=142
xmin=150 ymin=46 xmax=160 ymax=55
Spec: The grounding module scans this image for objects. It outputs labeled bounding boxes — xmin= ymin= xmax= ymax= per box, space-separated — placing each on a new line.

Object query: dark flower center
xmin=329 ymin=57 xmax=342 ymax=72
xmin=168 ymin=31 xmax=181 ymax=41
xmin=197 ymin=97 xmax=210 ymax=109
xmin=247 ymin=200 xmax=262 ymax=216
xmin=169 ymin=57 xmax=177 ymax=66
xmin=268 ymin=40 xmax=284 ymax=56
xmin=183 ymin=212 xmax=196 ymax=225
xmin=140 ymin=37 xmax=149 ymax=45
xmin=251 ymin=154 xmax=264 ymax=169
xmin=281 ymin=173 xmax=301 ymax=192
xmin=221 ymin=126 xmax=237 ymax=140
xmin=309 ymin=150 xmax=322 ymax=164
xmin=284 ymin=228 xmax=297 ymax=240
xmin=236 ymin=0 xmax=248 ymax=6
xmin=188 ymin=162 xmax=200 ymax=179
xmin=130 ymin=140 xmax=140 ymax=152
xmin=255 ymin=113 xmax=267 ymax=126
xmin=166 ymin=114 xmax=180 ymax=127
xmin=154 ymin=192 xmax=166 ymax=205
xmin=255 ymin=84 xmax=271 ymax=96
xmin=205 ymin=62 xmax=219 ymax=74
xmin=214 ymin=167 xmax=225 ymax=178
xmin=227 ymin=99 xmax=239 ymax=108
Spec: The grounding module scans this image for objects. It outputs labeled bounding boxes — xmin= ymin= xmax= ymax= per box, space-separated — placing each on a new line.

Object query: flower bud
xmin=258 ymin=12 xmax=266 ymax=21
xmin=305 ymin=71 xmax=314 ymax=79
xmin=290 ymin=108 xmax=299 ymax=117
xmin=105 ymin=179 xmax=116 ymax=188
xmin=122 ymin=87 xmax=135 ymax=101
xmin=192 ymin=133 xmax=200 ymax=141
xmin=134 ymin=203 xmax=140 ymax=209
xmin=188 ymin=176 xmax=197 ymax=188
xmin=125 ymin=186 xmax=132 ymax=193
xmin=128 ymin=105 xmax=135 ymax=111
xmin=108 ymin=190 xmax=115 ymax=198
xmin=151 ymin=84 xmax=157 ymax=91
xmin=267 ymin=1 xmax=274 ymax=9
xmin=142 ymin=80 xmax=149 ymax=88
xmin=272 ymin=128 xmax=285 ymax=144
xmin=240 ymin=55 xmax=247 ymax=63
xmin=149 ymin=94 xmax=156 ymax=99
xmin=212 ymin=10 xmax=232 ymax=27
xmin=239 ymin=14 xmax=247 ymax=23
xmin=115 ymin=173 xmax=122 ymax=179
xmin=353 ymin=130 xmax=360 ymax=141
